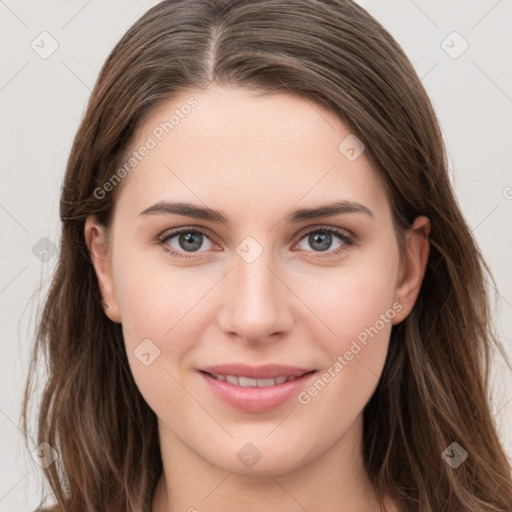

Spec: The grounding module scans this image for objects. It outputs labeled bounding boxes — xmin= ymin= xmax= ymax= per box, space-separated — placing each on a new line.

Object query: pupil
xmin=310 ymin=232 xmax=331 ymax=251
xmin=179 ymin=232 xmax=202 ymax=252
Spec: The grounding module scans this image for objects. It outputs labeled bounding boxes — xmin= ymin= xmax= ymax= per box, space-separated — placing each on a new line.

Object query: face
xmin=86 ymin=84 xmax=429 ymax=477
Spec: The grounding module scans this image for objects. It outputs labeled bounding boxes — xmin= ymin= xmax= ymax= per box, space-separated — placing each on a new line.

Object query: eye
xmin=158 ymin=227 xmax=217 ymax=259
xmin=157 ymin=225 xmax=355 ymax=260
xmin=294 ymin=226 xmax=354 ymax=256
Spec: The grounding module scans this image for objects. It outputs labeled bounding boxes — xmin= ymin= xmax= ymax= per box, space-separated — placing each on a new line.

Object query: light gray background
xmin=1 ymin=0 xmax=511 ymax=509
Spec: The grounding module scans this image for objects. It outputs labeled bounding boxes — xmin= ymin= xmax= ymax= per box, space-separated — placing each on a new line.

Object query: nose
xmin=217 ymin=251 xmax=294 ymax=345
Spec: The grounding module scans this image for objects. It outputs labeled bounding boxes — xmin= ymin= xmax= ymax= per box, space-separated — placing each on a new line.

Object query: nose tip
xmin=217 ymin=258 xmax=293 ymax=344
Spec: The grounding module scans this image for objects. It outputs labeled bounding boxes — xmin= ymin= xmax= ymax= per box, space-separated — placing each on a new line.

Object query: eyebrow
xmin=138 ymin=200 xmax=373 ymax=224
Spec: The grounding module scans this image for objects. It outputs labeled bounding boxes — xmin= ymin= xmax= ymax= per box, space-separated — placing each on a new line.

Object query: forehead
xmin=114 ymin=85 xmax=389 ymax=221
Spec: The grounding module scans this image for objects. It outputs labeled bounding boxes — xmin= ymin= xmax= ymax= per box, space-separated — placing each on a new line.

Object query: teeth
xmin=239 ymin=377 xmax=258 ymax=387
xmin=209 ymin=373 xmax=299 ymax=387
xmin=257 ymin=378 xmax=276 ymax=387
xmin=226 ymin=375 xmax=239 ymax=385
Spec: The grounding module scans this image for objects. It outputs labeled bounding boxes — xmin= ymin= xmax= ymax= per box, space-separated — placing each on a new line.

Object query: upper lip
xmin=198 ymin=364 xmax=315 ymax=379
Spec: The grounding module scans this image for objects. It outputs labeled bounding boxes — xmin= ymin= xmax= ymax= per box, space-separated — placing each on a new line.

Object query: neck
xmin=151 ymin=414 xmax=395 ymax=512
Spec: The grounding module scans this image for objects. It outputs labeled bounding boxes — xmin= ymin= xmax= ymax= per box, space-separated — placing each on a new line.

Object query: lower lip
xmin=198 ymin=371 xmax=317 ymax=412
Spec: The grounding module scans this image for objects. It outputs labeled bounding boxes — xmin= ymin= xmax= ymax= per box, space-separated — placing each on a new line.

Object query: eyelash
xmin=157 ymin=225 xmax=355 ymax=260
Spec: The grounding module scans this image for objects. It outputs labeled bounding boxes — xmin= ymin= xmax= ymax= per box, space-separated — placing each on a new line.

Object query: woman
xmin=22 ymin=1 xmax=512 ymax=511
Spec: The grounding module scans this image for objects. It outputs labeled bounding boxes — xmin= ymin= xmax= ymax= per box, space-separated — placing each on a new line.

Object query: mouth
xmin=200 ymin=371 xmax=313 ymax=388
xmin=197 ymin=364 xmax=318 ymax=412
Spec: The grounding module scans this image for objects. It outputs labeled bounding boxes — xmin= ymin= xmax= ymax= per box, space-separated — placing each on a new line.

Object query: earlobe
xmin=391 ymin=216 xmax=431 ymax=325
xmin=84 ymin=216 xmax=121 ymax=323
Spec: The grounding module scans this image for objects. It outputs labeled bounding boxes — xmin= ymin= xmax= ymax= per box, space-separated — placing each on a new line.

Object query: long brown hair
xmin=22 ymin=1 xmax=512 ymax=511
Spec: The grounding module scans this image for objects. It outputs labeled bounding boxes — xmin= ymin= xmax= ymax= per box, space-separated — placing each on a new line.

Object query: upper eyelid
xmin=159 ymin=224 xmax=353 ymax=248
xmin=295 ymin=224 xmax=352 ymax=240
xmin=159 ymin=225 xmax=212 ymax=240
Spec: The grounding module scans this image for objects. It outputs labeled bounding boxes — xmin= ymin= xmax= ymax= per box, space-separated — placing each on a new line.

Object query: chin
xmin=200 ymin=435 xmax=317 ymax=478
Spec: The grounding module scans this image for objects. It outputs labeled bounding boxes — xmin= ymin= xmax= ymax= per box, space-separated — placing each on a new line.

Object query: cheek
xmin=333 ymin=271 xmax=396 ymax=345
xmin=285 ymin=264 xmax=399 ymax=466
xmin=301 ymin=249 xmax=399 ymax=350
xmin=112 ymin=245 xmax=225 ymax=402
xmin=294 ymin=249 xmax=399 ymax=403
xmin=114 ymin=256 xmax=207 ymax=414
xmin=112 ymin=241 xmax=212 ymax=341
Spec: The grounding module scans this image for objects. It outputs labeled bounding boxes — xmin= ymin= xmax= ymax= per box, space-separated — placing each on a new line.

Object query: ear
xmin=84 ymin=216 xmax=121 ymax=323
xmin=391 ymin=215 xmax=430 ymax=325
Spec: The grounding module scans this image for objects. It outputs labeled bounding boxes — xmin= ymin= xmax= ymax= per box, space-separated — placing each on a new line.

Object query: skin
xmin=85 ymin=84 xmax=430 ymax=512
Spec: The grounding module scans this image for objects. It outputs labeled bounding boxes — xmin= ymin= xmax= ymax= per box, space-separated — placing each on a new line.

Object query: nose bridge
xmin=218 ymin=245 xmax=292 ymax=342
